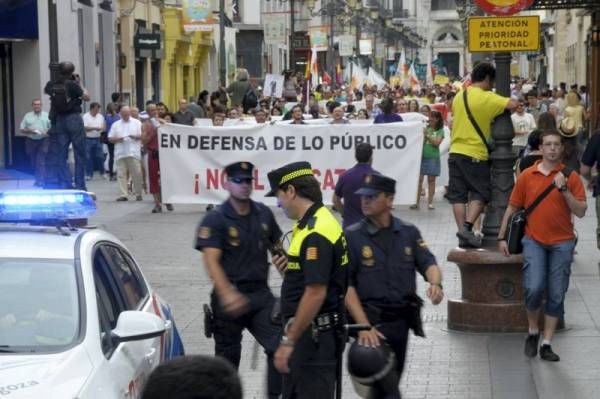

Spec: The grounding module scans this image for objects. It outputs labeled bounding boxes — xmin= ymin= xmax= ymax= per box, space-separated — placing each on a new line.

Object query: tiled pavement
xmin=85 ymin=177 xmax=600 ymax=399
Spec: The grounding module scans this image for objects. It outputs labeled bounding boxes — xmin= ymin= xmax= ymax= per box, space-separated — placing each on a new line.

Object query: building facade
xmin=0 ymin=0 xmax=117 ymax=172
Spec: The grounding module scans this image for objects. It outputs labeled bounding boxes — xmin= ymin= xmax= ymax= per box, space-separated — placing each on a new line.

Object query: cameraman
xmin=44 ymin=61 xmax=90 ymax=190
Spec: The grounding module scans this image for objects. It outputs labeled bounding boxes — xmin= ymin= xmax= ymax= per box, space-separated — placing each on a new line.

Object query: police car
xmin=0 ymin=190 xmax=184 ymax=398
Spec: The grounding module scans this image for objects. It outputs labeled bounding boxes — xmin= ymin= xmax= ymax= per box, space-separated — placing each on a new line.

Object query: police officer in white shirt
xmin=108 ymin=106 xmax=144 ymax=201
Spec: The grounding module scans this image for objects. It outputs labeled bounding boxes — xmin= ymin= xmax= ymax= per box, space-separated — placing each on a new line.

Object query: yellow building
xmin=161 ymin=7 xmax=213 ymax=111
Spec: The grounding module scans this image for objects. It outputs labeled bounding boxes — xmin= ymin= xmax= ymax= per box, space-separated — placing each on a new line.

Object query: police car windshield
xmin=0 ymin=258 xmax=79 ymax=352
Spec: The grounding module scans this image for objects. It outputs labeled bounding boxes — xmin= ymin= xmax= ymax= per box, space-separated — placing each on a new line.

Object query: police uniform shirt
xmin=194 ymin=199 xmax=282 ymax=283
xmin=281 ymin=203 xmax=349 ymax=319
xmin=345 ymin=217 xmax=436 ymax=305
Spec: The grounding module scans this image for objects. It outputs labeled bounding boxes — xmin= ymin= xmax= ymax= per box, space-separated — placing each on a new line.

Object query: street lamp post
xmin=219 ymin=0 xmax=226 ymax=87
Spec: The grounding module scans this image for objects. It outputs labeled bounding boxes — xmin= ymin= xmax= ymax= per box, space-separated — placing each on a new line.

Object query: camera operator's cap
xmin=225 ymin=162 xmax=254 ymax=179
xmin=355 ymin=174 xmax=396 ymax=196
xmin=265 ymin=161 xmax=313 ymax=197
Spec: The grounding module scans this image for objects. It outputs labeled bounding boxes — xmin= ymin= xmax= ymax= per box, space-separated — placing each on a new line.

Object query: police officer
xmin=266 ymin=161 xmax=348 ymax=399
xmin=194 ymin=161 xmax=283 ymax=399
xmin=344 ymin=174 xmax=444 ymax=398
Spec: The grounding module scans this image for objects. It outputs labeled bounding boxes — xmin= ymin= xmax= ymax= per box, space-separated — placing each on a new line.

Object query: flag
xmin=394 ymin=50 xmax=408 ymax=86
xmin=350 ymin=61 xmax=367 ymax=90
xmin=304 ymin=50 xmax=311 ymax=79
xmin=367 ymin=67 xmax=387 ymax=90
xmin=322 ymin=71 xmax=332 ymax=85
xmin=310 ymin=46 xmax=319 ymax=88
xmin=336 ymin=63 xmax=343 ymax=85
xmin=409 ymin=62 xmax=420 ymax=92
xmin=426 ymin=50 xmax=434 ymax=87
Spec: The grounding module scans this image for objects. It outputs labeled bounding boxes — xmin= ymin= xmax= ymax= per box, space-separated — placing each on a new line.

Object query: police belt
xmin=232 ymin=280 xmax=268 ymax=293
xmin=285 ymin=312 xmax=342 ymax=334
xmin=364 ymin=295 xmax=425 ymax=337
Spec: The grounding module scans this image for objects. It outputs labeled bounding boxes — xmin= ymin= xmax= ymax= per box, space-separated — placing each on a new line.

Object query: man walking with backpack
xmin=44 ymin=61 xmax=90 ymax=190
xmin=498 ymin=130 xmax=587 ymax=361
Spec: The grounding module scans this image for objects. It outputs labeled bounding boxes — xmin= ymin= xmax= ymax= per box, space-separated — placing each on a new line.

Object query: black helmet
xmin=347 ymin=341 xmax=396 ymax=385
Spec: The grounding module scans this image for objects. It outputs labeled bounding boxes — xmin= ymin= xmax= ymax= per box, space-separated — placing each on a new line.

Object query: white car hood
xmin=0 ymin=347 xmax=93 ymax=399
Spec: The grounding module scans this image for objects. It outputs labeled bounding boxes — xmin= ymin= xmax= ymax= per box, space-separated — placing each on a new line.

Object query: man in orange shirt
xmin=498 ymin=130 xmax=587 ymax=362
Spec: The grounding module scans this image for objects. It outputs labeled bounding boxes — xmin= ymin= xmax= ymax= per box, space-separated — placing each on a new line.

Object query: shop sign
xmin=134 ymin=33 xmax=161 ymax=50
xmin=264 ymin=13 xmax=287 ymax=43
xmin=337 ymin=35 xmax=354 ymax=56
xmin=359 ymin=39 xmax=372 ymax=55
xmin=309 ymin=27 xmax=328 ymax=52
xmin=468 ymin=15 xmax=540 ymax=52
xmin=182 ymin=0 xmax=214 ymax=32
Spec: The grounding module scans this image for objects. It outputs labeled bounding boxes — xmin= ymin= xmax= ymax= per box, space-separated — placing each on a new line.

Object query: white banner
xmin=159 ymin=122 xmax=424 ymax=205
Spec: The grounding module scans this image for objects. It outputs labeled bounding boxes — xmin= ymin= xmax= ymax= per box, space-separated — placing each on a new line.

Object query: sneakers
xmin=151 ymin=205 xmax=162 ymax=213
xmin=136 ymin=196 xmax=143 ymax=201
xmin=524 ymin=333 xmax=539 ymax=357
xmin=456 ymin=230 xmax=482 ymax=248
xmin=165 ymin=203 xmax=174 ymax=211
xmin=116 ymin=196 xmax=128 ymax=202
xmin=539 ymin=344 xmax=560 ymax=362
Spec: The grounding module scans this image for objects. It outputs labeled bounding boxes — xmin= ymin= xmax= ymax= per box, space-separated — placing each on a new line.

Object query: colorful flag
xmin=409 ymin=62 xmax=420 ymax=92
xmin=310 ymin=46 xmax=319 ymax=87
xmin=426 ymin=50 xmax=434 ymax=87
xmin=394 ymin=50 xmax=408 ymax=85
xmin=336 ymin=63 xmax=343 ymax=85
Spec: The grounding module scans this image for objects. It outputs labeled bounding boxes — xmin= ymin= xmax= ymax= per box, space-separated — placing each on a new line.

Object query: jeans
xmin=522 ymin=236 xmax=575 ymax=318
xmin=85 ymin=137 xmax=105 ymax=177
xmin=45 ymin=113 xmax=87 ymax=190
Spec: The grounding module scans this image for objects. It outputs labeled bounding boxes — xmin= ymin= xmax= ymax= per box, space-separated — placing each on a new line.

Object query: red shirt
xmin=509 ymin=160 xmax=586 ymax=245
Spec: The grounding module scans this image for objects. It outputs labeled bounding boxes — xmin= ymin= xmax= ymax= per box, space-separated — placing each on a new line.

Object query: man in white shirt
xmin=82 ymin=102 xmax=106 ymax=180
xmin=19 ymin=99 xmax=51 ymax=186
xmin=108 ymin=106 xmax=143 ymax=201
xmin=511 ymin=100 xmax=536 ymax=157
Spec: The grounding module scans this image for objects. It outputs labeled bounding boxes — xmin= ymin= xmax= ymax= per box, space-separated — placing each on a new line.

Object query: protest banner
xmin=159 ymin=122 xmax=424 ymax=205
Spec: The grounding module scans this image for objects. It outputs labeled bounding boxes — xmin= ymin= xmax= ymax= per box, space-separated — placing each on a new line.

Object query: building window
xmin=565 ymin=44 xmax=576 ymax=78
xmin=431 ymin=0 xmax=455 ymax=11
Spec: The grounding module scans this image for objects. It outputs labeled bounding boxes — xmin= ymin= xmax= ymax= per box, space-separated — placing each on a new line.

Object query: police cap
xmin=225 ymin=161 xmax=254 ymax=179
xmin=265 ymin=161 xmax=313 ymax=197
xmin=355 ymin=174 xmax=396 ymax=196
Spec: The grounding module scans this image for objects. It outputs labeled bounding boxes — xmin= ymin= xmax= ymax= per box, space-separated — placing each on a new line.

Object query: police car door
xmin=91 ymin=244 xmax=158 ymax=398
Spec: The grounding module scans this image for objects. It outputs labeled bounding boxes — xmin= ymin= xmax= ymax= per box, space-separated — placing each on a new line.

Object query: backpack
xmin=49 ymin=81 xmax=72 ymax=114
xmin=242 ymin=85 xmax=258 ymax=112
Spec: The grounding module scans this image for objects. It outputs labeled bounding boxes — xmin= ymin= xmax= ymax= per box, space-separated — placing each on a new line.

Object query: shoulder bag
xmin=506 ymin=168 xmax=573 ymax=254
xmin=463 ymin=89 xmax=493 ymax=154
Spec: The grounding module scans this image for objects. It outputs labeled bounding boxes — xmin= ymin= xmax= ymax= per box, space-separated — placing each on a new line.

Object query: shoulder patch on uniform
xmin=198 ymin=227 xmax=211 ymax=239
xmin=306 ymin=246 xmax=318 ymax=260
xmin=417 ymin=239 xmax=428 ymax=248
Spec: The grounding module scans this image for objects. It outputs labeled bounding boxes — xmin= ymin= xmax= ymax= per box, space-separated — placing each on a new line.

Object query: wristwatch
xmin=280 ymin=335 xmax=295 ymax=347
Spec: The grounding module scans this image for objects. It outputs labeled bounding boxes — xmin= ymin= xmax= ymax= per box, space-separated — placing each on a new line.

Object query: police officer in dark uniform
xmin=266 ymin=161 xmax=348 ymax=399
xmin=344 ymin=174 xmax=444 ymax=399
xmin=194 ymin=161 xmax=283 ymax=399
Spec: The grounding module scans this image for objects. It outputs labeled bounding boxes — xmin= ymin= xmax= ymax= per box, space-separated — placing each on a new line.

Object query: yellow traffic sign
xmin=468 ymin=15 xmax=540 ymax=52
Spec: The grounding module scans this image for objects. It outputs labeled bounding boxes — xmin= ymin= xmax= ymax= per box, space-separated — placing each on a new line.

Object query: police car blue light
xmin=0 ymin=190 xmax=96 ymax=222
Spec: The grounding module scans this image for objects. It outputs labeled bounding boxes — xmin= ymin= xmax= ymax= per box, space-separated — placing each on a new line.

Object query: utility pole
xmin=289 ymin=0 xmax=295 ymax=71
xmin=219 ymin=0 xmax=226 ymax=87
xmin=328 ymin=1 xmax=335 ymax=87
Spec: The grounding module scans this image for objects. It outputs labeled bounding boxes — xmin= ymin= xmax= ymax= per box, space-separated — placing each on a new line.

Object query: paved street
xmin=88 ymin=178 xmax=600 ymax=399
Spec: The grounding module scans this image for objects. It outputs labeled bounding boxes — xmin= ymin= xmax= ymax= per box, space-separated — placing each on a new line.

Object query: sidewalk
xmin=87 ymin=177 xmax=600 ymax=399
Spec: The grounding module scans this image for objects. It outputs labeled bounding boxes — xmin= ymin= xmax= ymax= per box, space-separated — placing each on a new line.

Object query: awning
xmin=0 ymin=0 xmax=38 ymax=40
